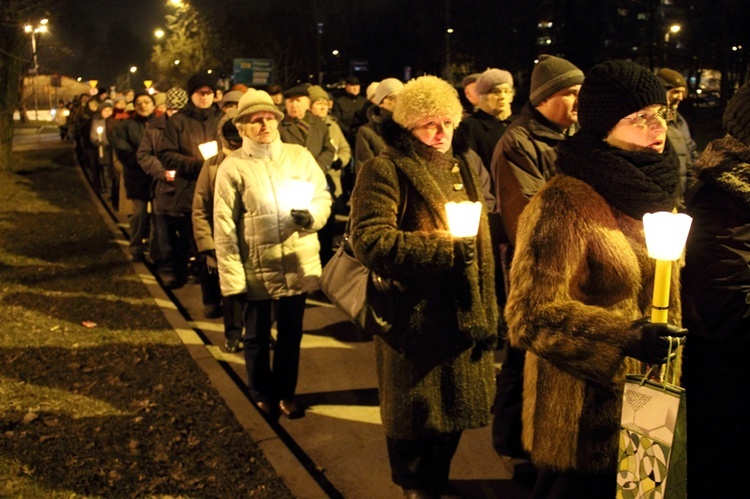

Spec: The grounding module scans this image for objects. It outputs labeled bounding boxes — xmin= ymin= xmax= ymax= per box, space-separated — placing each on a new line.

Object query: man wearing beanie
xmin=157 ymin=73 xmax=223 ymax=294
xmin=681 ymin=79 xmax=750 ymax=499
xmin=354 ymin=78 xmax=404 ymax=176
xmin=278 ymin=85 xmax=336 ymax=264
xmin=111 ymin=91 xmax=157 ymax=263
xmin=490 ymin=53 xmax=583 ymax=483
xmin=505 ymin=60 xmax=685 ymax=498
xmin=460 ymin=68 xmax=516 ymax=176
xmin=333 ymin=76 xmax=367 ymax=145
xmin=657 ymin=67 xmax=698 ymax=200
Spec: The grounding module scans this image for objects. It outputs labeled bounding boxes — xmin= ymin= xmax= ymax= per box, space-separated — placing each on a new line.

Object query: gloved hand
xmin=203 ymin=250 xmax=217 ymax=275
xmin=454 ymin=237 xmax=476 ymax=266
xmin=291 ymin=209 xmax=313 ymax=229
xmin=624 ymin=318 xmax=687 ymax=364
xmin=330 ymin=158 xmax=343 ymax=171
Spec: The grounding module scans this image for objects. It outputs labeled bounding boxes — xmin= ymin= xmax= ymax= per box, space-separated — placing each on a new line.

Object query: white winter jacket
xmin=214 ymin=136 xmax=332 ymax=299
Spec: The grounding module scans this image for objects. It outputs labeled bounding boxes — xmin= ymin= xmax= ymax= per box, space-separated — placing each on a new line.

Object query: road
xmin=15 ymin=126 xmax=532 ymax=499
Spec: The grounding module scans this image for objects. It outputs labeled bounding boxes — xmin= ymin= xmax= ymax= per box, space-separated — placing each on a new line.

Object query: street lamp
xmin=24 ymin=18 xmax=48 ymax=120
xmin=154 ymin=28 xmax=165 ymax=39
xmin=664 ymin=24 xmax=681 ymax=43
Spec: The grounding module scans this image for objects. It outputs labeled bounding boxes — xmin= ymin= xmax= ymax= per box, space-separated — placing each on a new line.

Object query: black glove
xmin=624 ymin=318 xmax=687 ymax=364
xmin=291 ymin=209 xmax=313 ymax=229
xmin=454 ymin=237 xmax=476 ymax=266
xmin=202 ymin=250 xmax=217 ymax=274
xmin=330 ymin=158 xmax=343 ymax=171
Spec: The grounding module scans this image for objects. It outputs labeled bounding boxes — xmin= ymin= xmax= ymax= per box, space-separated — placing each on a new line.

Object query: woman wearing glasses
xmin=213 ymin=90 xmax=331 ymax=419
xmin=504 ymin=60 xmax=686 ymax=497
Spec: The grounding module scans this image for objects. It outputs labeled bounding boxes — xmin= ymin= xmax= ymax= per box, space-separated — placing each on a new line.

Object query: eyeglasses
xmin=622 ymin=106 xmax=674 ymax=127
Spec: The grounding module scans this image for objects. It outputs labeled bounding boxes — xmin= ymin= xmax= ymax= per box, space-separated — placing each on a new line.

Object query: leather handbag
xmin=320 ymin=169 xmax=407 ymax=335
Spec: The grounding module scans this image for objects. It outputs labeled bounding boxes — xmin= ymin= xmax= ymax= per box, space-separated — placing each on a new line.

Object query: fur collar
xmin=695 ymin=135 xmax=750 ymax=207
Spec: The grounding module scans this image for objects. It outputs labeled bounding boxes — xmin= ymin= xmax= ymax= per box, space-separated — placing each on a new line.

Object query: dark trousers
xmin=492 ymin=345 xmax=528 ymax=458
xmin=222 ymin=294 xmax=244 ymax=342
xmin=318 ymin=211 xmax=336 ymax=266
xmin=243 ymin=293 xmax=307 ymax=403
xmin=531 ymin=467 xmax=615 ymax=499
xmin=129 ymin=199 xmax=150 ymax=257
xmin=197 ymin=254 xmax=221 ymax=306
xmin=154 ymin=213 xmax=191 ymax=282
xmin=386 ymin=432 xmax=462 ymax=494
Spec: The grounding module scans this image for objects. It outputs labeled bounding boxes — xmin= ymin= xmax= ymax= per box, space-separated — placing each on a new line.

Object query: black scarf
xmin=556 ymin=130 xmax=680 ymax=219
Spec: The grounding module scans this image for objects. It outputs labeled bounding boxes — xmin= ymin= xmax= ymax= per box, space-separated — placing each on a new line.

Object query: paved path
xmin=14 ymin=128 xmax=532 ymax=498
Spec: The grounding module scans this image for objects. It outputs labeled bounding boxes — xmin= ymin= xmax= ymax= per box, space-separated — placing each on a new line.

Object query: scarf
xmin=556 ymin=130 xmax=680 ymax=219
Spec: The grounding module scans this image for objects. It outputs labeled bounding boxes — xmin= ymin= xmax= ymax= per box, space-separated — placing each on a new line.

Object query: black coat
xmin=278 ymin=112 xmax=335 ymax=171
xmin=111 ymin=113 xmax=155 ymax=201
xmin=459 ymin=108 xmax=513 ymax=178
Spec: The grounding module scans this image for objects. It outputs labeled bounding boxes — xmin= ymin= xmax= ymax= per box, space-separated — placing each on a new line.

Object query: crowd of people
xmin=58 ymin=59 xmax=749 ymax=498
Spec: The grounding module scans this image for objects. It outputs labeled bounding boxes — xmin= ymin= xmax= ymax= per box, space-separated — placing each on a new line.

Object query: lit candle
xmin=642 ymin=212 xmax=693 ymax=323
xmin=198 ymin=140 xmax=218 ymax=160
xmin=96 ymin=126 xmax=104 ymax=158
xmin=445 ymin=201 xmax=483 ymax=238
xmin=286 ymin=179 xmax=315 ymax=210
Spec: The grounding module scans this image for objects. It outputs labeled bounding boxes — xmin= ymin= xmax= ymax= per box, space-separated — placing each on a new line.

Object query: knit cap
xmin=165 ymin=87 xmax=188 ymax=110
xmin=373 ymin=78 xmax=404 ymax=105
xmin=186 ymin=72 xmax=216 ymax=96
xmin=392 ymin=75 xmax=463 ymax=130
xmin=723 ymin=80 xmax=750 ymax=146
xmin=475 ymin=69 xmax=514 ymax=95
xmin=530 ymin=55 xmax=585 ymax=106
xmin=656 ymin=68 xmax=687 ymax=89
xmin=233 ymin=89 xmax=284 ymax=123
xmin=308 ymin=85 xmax=329 ymax=103
xmin=577 ymin=60 xmax=666 ymax=138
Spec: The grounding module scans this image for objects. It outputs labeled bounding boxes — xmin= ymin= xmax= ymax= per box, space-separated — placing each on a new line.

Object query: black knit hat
xmin=577 ymin=60 xmax=667 ymax=138
xmin=723 ymin=80 xmax=750 ymax=146
xmin=186 ymin=73 xmax=216 ymax=96
xmin=529 ymin=55 xmax=584 ymax=106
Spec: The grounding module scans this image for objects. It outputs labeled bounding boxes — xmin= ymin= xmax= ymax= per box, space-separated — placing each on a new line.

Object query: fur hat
xmin=475 ymin=69 xmax=514 ymax=95
xmin=373 ymin=78 xmax=404 ymax=105
xmin=186 ymin=73 xmax=216 ymax=96
xmin=577 ymin=60 xmax=666 ymax=138
xmin=233 ymin=89 xmax=284 ymax=123
xmin=723 ymin=80 xmax=750 ymax=146
xmin=165 ymin=87 xmax=188 ymax=110
xmin=657 ymin=68 xmax=687 ymax=89
xmin=392 ymin=75 xmax=463 ymax=130
xmin=366 ymin=81 xmax=380 ymax=102
xmin=307 ymin=85 xmax=329 ymax=103
xmin=530 ymin=55 xmax=584 ymax=106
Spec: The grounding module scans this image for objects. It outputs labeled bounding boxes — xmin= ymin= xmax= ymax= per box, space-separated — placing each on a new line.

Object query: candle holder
xmin=286 ymin=179 xmax=315 ymax=210
xmin=642 ymin=212 xmax=692 ymax=323
xmin=445 ymin=201 xmax=482 ymax=238
xmin=198 ymin=140 xmax=219 ymax=160
xmin=96 ymin=126 xmax=104 ymax=158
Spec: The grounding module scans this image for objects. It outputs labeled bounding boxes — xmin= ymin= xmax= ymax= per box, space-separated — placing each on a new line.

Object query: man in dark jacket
xmin=278 ymin=85 xmax=337 ymax=264
xmin=157 ymin=73 xmax=223 ymax=297
xmin=111 ymin=91 xmax=156 ymax=262
xmin=490 ymin=54 xmax=584 ymax=482
xmin=332 ymin=76 xmax=367 ymax=145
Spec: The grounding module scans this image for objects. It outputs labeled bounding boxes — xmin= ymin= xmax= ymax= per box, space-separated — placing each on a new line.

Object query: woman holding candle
xmin=213 ymin=90 xmax=331 ymax=419
xmin=505 ymin=60 xmax=687 ymax=497
xmin=681 ymin=80 xmax=750 ymax=498
xmin=349 ymin=75 xmax=498 ymax=498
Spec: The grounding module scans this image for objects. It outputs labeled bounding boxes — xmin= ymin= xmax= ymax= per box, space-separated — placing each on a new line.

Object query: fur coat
xmin=349 ymin=119 xmax=498 ymax=439
xmin=506 ymin=141 xmax=682 ymax=473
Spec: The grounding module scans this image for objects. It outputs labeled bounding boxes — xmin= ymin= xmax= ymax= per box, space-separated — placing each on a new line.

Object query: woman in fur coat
xmin=349 ymin=76 xmax=498 ymax=498
xmin=681 ymin=81 xmax=750 ymax=498
xmin=505 ymin=61 xmax=687 ymax=498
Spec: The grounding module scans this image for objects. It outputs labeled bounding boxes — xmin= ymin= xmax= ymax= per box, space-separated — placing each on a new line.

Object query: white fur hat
xmin=392 ymin=75 xmax=463 ymax=130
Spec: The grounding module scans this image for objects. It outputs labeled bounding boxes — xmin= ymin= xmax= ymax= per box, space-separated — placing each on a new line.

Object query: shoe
xmin=256 ymin=400 xmax=272 ymax=416
xmin=279 ymin=399 xmax=304 ymax=419
xmin=224 ymin=338 xmax=244 ymax=353
xmin=499 ymin=455 xmax=537 ymax=484
xmin=203 ymin=303 xmax=222 ymax=319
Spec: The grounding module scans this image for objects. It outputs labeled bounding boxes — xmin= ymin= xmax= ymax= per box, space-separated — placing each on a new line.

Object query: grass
xmin=0 ymin=145 xmax=293 ymax=497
